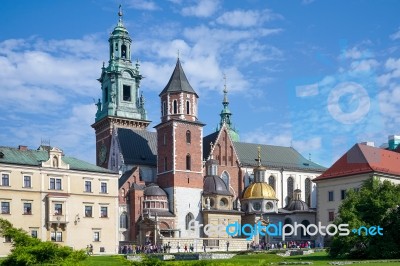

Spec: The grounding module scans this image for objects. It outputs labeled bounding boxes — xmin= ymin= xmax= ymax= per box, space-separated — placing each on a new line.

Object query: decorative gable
xmin=41 ymin=147 xmax=70 ymax=169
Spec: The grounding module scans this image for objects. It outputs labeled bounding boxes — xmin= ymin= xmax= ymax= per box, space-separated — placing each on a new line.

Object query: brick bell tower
xmin=92 ymin=6 xmax=150 ymax=168
xmin=155 ymin=58 xmax=205 ymax=237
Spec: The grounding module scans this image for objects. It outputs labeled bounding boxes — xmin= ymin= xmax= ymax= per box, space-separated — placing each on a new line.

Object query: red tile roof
xmin=314 ymin=143 xmax=400 ymax=181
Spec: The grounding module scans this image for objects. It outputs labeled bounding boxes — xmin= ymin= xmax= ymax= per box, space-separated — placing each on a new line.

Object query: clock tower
xmin=92 ymin=6 xmax=150 ymax=168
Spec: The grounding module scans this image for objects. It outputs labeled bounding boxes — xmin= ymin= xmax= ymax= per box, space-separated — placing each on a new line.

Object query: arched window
xmin=173 ymin=100 xmax=178 ymax=114
xmin=120 ymin=212 xmax=128 ymax=229
xmin=221 ymin=171 xmax=229 ymax=188
xmin=186 ymin=130 xmax=191 ymax=144
xmin=268 ymin=175 xmax=276 ymax=191
xmin=305 ymin=178 xmax=311 ymax=206
xmin=287 ymin=176 xmax=294 ymax=203
xmin=186 ymin=154 xmax=191 ymax=170
xmin=121 ymin=188 xmax=126 ymax=202
xmin=53 ymin=156 xmax=58 ymax=168
xmin=185 ymin=212 xmax=194 ymax=230
xmin=121 ymin=44 xmax=127 ymax=59
xmin=186 ymin=101 xmax=190 ymax=114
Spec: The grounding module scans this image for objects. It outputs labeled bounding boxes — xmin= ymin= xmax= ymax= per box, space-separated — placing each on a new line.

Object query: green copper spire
xmin=94 ymin=5 xmax=148 ymax=124
xmin=217 ymin=75 xmax=240 ymax=141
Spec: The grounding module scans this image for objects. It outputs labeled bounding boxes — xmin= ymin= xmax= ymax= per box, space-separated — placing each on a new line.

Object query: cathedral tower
xmin=155 ymin=58 xmax=204 ymax=237
xmin=92 ymin=6 xmax=150 ymax=167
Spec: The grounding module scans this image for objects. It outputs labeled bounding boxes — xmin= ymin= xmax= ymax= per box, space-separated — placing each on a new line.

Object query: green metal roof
xmin=233 ymin=142 xmax=326 ymax=172
xmin=0 ymin=146 xmax=116 ymax=174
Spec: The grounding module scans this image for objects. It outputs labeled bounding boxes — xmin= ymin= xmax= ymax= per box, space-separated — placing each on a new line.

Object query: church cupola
xmin=159 ymin=58 xmax=199 ymax=123
xmin=216 ymin=76 xmax=240 ymax=142
xmin=109 ymin=5 xmax=132 ymax=62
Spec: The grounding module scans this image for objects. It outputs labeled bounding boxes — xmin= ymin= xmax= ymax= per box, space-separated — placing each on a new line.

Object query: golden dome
xmin=243 ymin=183 xmax=277 ymax=200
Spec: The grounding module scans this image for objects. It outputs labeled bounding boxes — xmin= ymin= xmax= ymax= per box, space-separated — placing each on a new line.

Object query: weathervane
xmin=118 ymin=4 xmax=123 ymax=23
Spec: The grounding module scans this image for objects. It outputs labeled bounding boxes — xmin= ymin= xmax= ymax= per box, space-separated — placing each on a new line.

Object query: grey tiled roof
xmin=0 ymin=146 xmax=116 ymax=174
xmin=203 ymin=131 xmax=219 ymax=160
xmin=117 ymin=128 xmax=157 ymax=166
xmin=119 ymin=167 xmax=137 ymax=188
xmin=233 ymin=142 xmax=326 ymax=172
xmin=159 ymin=59 xmax=197 ymax=96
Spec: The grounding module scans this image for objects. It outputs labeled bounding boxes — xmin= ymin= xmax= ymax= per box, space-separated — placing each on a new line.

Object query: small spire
xmin=209 ymin=142 xmax=214 ymax=159
xmin=118 ymin=4 xmax=123 ymax=25
xmin=177 ymin=49 xmax=180 ymax=60
xmin=223 ymin=73 xmax=228 ymax=104
xmin=257 ymin=146 xmax=261 ymax=167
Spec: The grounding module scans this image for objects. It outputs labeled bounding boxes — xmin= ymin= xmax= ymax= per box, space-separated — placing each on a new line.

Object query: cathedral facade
xmin=93 ymin=9 xmax=326 ymax=250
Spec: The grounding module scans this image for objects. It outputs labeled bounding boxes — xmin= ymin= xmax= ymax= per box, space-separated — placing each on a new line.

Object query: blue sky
xmin=1 ymin=0 xmax=400 ymax=168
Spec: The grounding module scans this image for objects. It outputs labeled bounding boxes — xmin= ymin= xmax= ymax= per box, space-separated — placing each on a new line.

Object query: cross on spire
xmin=118 ymin=5 xmax=123 ymax=25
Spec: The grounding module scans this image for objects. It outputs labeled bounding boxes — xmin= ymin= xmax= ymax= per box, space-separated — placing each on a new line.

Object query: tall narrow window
xmin=104 ymin=87 xmax=108 ymax=102
xmin=100 ymin=206 xmax=108 ymax=218
xmin=51 ymin=231 xmax=62 ymax=242
xmin=85 ymin=206 xmax=93 ymax=217
xmin=186 ymin=130 xmax=191 ymax=143
xmin=123 ymin=85 xmax=131 ymax=101
xmin=186 ymin=154 xmax=191 ymax=170
xmin=185 ymin=213 xmax=194 ymax=230
xmin=1 ymin=174 xmax=9 ymax=186
xmin=120 ymin=212 xmax=128 ymax=229
xmin=85 ymin=181 xmax=92 ymax=192
xmin=287 ymin=176 xmax=294 ymax=202
xmin=121 ymin=44 xmax=127 ymax=59
xmin=305 ymin=178 xmax=311 ymax=206
xmin=1 ymin=202 xmax=10 ymax=214
xmin=101 ymin=182 xmax=108 ymax=193
xmin=23 ymin=176 xmax=31 ymax=188
xmin=268 ymin=176 xmax=276 ymax=191
xmin=162 ymin=101 xmax=167 ymax=116
xmin=173 ymin=100 xmax=178 ymax=114
xmin=186 ymin=101 xmax=190 ymax=114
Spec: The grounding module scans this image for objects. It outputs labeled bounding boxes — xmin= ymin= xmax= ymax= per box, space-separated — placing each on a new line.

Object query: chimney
xmin=18 ymin=145 xmax=28 ymax=151
xmin=360 ymin=142 xmax=374 ymax=147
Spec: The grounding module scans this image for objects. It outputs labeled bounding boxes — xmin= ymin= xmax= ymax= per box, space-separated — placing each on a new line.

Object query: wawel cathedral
xmin=92 ymin=9 xmax=326 ymax=251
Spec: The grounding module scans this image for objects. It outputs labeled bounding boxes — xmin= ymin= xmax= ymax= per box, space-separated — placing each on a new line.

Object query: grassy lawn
xmin=3 ymin=251 xmax=399 ymax=266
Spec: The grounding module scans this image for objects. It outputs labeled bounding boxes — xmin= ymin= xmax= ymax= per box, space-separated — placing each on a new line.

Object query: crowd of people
xmin=248 ymin=240 xmax=314 ymax=250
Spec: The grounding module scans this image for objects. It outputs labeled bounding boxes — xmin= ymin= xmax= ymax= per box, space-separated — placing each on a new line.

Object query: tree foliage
xmin=0 ymin=218 xmax=87 ymax=266
xmin=329 ymin=177 xmax=400 ymax=259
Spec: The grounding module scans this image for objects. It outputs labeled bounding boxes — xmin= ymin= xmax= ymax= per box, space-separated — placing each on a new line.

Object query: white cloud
xmin=350 ymin=59 xmax=378 ymax=73
xmin=215 ymin=9 xmax=282 ymax=28
xmin=377 ymin=57 xmax=400 ymax=86
xmin=390 ymin=27 xmax=400 ymax=40
xmin=181 ymin=0 xmax=220 ymax=18
xmin=296 ymin=83 xmax=319 ymax=97
xmin=293 ymin=137 xmax=322 ymax=152
xmin=302 ymin=0 xmax=315 ymax=5
xmin=127 ymin=0 xmax=160 ymax=11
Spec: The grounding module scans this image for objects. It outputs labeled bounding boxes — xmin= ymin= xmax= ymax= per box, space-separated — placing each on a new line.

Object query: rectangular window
xmin=341 ymin=189 xmax=346 ymax=200
xmin=31 ymin=230 xmax=38 ymax=238
xmin=328 ymin=211 xmax=335 ymax=222
xmin=23 ymin=176 xmax=31 ymax=188
xmin=101 ymin=182 xmax=107 ymax=193
xmin=100 ymin=206 xmax=108 ymax=218
xmin=123 ymin=85 xmax=131 ymax=101
xmin=85 ymin=206 xmax=93 ymax=217
xmin=50 ymin=178 xmax=62 ymax=190
xmin=93 ymin=231 xmax=100 ymax=242
xmin=23 ymin=202 xmax=32 ymax=215
xmin=2 ymin=174 xmax=10 ymax=186
xmin=104 ymin=86 xmax=108 ymax=102
xmin=328 ymin=191 xmax=334 ymax=201
xmin=54 ymin=203 xmax=62 ymax=215
xmin=1 ymin=202 xmax=10 ymax=214
xmin=85 ymin=181 xmax=92 ymax=192
xmin=51 ymin=231 xmax=62 ymax=242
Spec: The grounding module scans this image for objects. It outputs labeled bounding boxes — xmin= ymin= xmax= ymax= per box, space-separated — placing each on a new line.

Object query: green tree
xmin=329 ymin=177 xmax=400 ymax=259
xmin=0 ymin=218 xmax=87 ymax=265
